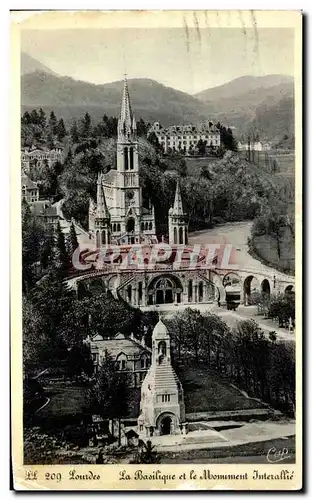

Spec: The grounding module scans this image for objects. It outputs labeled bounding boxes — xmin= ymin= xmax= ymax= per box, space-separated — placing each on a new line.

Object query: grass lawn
xmin=38 ymin=382 xmax=91 ymax=422
xmin=252 ymin=230 xmax=295 ymax=274
xmin=181 ymin=366 xmax=266 ymax=414
xmin=37 ymin=367 xmax=267 ymax=425
xmin=160 ymin=435 xmax=296 ymax=463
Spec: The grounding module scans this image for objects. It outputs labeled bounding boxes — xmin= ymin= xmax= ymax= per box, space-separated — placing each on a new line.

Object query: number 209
xmin=45 ymin=472 xmax=62 ymax=482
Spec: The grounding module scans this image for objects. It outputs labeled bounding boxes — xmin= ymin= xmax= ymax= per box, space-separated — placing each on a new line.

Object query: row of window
xmin=127 ymin=282 xmax=143 ymax=302
xmin=124 ymin=146 xmax=135 ymax=171
xmin=173 ymin=226 xmax=187 ymax=245
xmin=116 ymin=359 xmax=150 ymax=372
xmin=188 ymin=280 xmax=204 ymax=302
xmin=141 ymin=221 xmax=153 ymax=232
xmin=159 ymin=135 xmax=219 ymax=142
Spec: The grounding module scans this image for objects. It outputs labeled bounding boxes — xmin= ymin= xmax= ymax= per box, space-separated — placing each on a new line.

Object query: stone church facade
xmin=84 ymin=77 xmax=221 ymax=310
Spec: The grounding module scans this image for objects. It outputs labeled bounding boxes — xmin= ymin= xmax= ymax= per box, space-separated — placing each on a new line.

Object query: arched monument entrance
xmin=147 ymin=275 xmax=183 ymax=306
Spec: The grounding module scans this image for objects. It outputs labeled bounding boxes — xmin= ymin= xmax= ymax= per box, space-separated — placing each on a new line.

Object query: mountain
xmin=21 ymin=52 xmax=57 ymax=76
xmin=195 ymin=75 xmax=293 ymax=102
xmin=194 ymin=75 xmax=294 ymax=142
xmin=21 ymin=72 xmax=212 ymax=127
xmin=20 ymin=54 xmax=294 ymax=145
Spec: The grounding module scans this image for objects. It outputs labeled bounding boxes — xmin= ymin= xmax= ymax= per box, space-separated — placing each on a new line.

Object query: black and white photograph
xmin=11 ymin=9 xmax=302 ymax=491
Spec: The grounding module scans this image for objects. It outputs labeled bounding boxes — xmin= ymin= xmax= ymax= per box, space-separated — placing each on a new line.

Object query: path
xmin=217 ymin=307 xmax=295 ymax=342
xmin=188 ymin=221 xmax=292 ymax=281
xmin=152 ymin=420 xmax=295 ymax=453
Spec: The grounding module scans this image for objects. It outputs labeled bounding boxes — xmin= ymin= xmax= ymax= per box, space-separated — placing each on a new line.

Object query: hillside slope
xmin=21 ymin=52 xmax=57 ymax=76
xmin=21 ymin=72 xmax=211 ymax=126
xmin=195 ymin=75 xmax=294 ymax=142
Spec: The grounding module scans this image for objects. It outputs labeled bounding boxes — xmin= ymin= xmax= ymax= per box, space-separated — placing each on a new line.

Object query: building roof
xmin=30 ymin=200 xmax=59 ymax=218
xmin=170 ymin=178 xmax=185 ymax=216
xmin=118 ymin=77 xmax=136 ymax=141
xmin=152 ymin=319 xmax=169 ymax=340
xmin=143 ymin=359 xmax=182 ymax=393
xmin=21 ymin=173 xmax=39 ymax=190
xmin=91 ymin=332 xmax=151 ymax=358
xmin=103 ymin=169 xmax=117 ymax=185
xmin=96 ymin=173 xmax=110 ymax=220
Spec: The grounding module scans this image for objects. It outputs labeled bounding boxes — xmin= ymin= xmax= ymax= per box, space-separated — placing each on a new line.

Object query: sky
xmin=21 ymin=27 xmax=294 ymax=94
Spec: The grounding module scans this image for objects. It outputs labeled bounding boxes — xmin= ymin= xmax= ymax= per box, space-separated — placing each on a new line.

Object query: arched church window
xmin=149 ymin=222 xmax=153 ymax=231
xmin=174 ymin=227 xmax=177 ymax=244
xmin=138 ymin=282 xmax=143 ymax=302
xmin=96 ymin=230 xmax=100 ymax=248
xmin=129 ymin=146 xmax=134 ymax=170
xmin=113 ymin=223 xmax=116 ymax=232
xmin=198 ymin=281 xmax=203 ymax=302
xmin=141 ymin=222 xmax=144 ymax=232
xmin=101 ymin=231 xmax=106 ymax=245
xmin=145 ymin=222 xmax=148 ymax=231
xmin=188 ymin=280 xmax=193 ymax=302
xmin=127 ymin=285 xmax=132 ymax=303
xmin=179 ymin=226 xmax=183 ymax=244
xmin=126 ymin=218 xmax=135 ymax=233
xmin=117 ymin=223 xmax=121 ymax=232
xmin=184 ymin=227 xmax=188 ymax=244
xmin=124 ymin=147 xmax=129 ymax=170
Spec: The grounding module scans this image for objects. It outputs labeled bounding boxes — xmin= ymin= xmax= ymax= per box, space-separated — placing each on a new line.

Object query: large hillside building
xmin=148 ymin=121 xmax=221 ymax=154
xmin=84 ymin=77 xmax=221 ymax=311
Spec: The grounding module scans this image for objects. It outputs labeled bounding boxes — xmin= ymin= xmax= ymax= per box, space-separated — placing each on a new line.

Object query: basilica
xmin=85 ymin=77 xmax=221 ymax=311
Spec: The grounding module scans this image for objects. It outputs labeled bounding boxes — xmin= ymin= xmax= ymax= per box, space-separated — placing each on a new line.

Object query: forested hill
xmin=21 ymin=72 xmax=211 ymax=127
xmin=21 ymin=51 xmax=294 ymax=145
xmin=194 ymin=75 xmax=294 ymax=144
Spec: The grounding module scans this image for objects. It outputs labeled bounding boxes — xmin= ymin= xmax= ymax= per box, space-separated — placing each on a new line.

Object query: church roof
xmin=118 ymin=77 xmax=137 ymax=141
xmin=96 ymin=173 xmax=110 ymax=220
xmin=102 ymin=169 xmax=117 ymax=186
xmin=171 ymin=178 xmax=185 ymax=216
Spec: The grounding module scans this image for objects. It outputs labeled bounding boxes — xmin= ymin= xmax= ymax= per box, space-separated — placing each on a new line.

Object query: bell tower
xmin=168 ymin=178 xmax=188 ymax=245
xmin=138 ymin=318 xmax=185 ymax=437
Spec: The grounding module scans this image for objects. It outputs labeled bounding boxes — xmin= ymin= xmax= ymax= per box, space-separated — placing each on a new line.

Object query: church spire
xmin=96 ymin=173 xmax=110 ymax=220
xmin=118 ymin=75 xmax=136 ymax=142
xmin=172 ymin=178 xmax=185 ymax=215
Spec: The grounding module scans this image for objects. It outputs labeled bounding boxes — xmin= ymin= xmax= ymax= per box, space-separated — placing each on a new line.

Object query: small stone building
xmin=90 ymin=332 xmax=151 ymax=388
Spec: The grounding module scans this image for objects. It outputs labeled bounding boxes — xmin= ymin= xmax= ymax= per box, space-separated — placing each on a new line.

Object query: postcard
xmin=10 ymin=9 xmax=302 ymax=491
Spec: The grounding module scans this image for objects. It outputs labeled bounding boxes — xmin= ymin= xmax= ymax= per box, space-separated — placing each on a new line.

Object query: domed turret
xmin=152 ymin=319 xmax=169 ymax=340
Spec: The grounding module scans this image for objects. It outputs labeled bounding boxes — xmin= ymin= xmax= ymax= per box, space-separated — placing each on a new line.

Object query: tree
xmin=131 ymin=440 xmax=161 ymax=464
xmin=201 ymin=313 xmax=230 ymax=368
xmin=70 ymin=120 xmax=80 ymax=143
xmin=137 ymin=117 xmax=148 ymax=137
xmin=54 ymin=220 xmax=70 ymax=273
xmin=48 ymin=111 xmax=58 ymax=135
xmin=180 ymin=308 xmax=204 ymax=363
xmin=56 ymin=118 xmax=67 ymax=142
xmin=38 ymin=108 xmax=46 ymax=128
xmin=91 ymin=351 xmax=130 ymax=443
xmin=67 ymin=343 xmax=94 ymax=381
xmin=66 ymin=220 xmax=79 ymax=261
xmin=177 ymin=159 xmax=187 ymax=177
xmin=81 ymin=112 xmax=92 ymax=138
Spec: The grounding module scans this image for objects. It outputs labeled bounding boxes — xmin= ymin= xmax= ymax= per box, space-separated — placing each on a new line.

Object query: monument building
xmin=137 ymin=318 xmax=185 ymax=437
